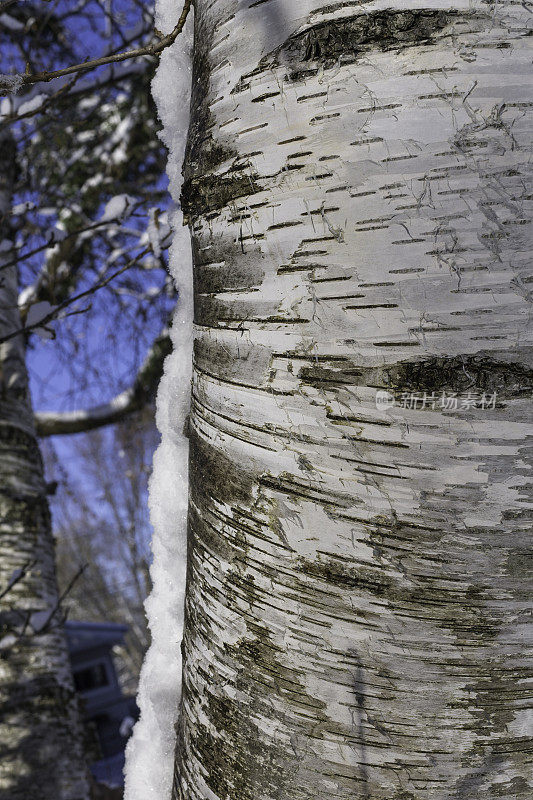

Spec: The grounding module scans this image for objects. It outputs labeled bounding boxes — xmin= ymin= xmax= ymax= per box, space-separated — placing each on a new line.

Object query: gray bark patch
xmin=233 ymin=10 xmax=484 ymax=90
xmin=297 ymin=354 xmax=533 ymax=398
xmin=181 ymin=15 xmax=261 ymax=220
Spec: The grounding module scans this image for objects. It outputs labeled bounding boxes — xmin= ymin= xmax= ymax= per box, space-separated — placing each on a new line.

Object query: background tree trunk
xmin=0 ymin=131 xmax=89 ymax=799
xmin=173 ymin=1 xmax=532 ymax=798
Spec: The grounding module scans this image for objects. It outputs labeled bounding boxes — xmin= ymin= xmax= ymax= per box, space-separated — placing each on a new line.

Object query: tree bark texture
xmin=0 ymin=131 xmax=89 ymax=799
xmin=174 ymin=1 xmax=532 ymax=798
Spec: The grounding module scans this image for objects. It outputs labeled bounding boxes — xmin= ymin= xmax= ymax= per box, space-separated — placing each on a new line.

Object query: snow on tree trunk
xmin=154 ymin=1 xmax=533 ymax=798
xmin=0 ymin=131 xmax=89 ymax=800
xmin=123 ymin=5 xmax=194 ymax=800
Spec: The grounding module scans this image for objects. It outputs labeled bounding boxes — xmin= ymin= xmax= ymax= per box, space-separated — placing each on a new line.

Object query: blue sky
xmin=2 ymin=0 xmax=171 ymax=538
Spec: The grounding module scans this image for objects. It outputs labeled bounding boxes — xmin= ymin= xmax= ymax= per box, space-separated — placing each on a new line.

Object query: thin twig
xmin=0 ymin=73 xmax=81 ymax=129
xmin=0 ymin=200 xmax=145 ymax=274
xmin=44 ymin=563 xmax=88 ymax=629
xmin=0 ymin=0 xmax=18 ymax=14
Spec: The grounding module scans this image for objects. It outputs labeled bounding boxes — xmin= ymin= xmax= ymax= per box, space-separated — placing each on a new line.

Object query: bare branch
xmin=0 ymin=73 xmax=81 ymax=129
xmin=41 ymin=562 xmax=88 ymax=630
xmin=0 ymin=1 xmax=18 ymax=14
xmin=0 ymin=561 xmax=86 ymax=653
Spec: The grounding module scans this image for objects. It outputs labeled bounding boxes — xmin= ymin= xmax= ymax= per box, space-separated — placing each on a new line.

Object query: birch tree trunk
xmin=174 ymin=1 xmax=532 ymax=797
xmin=0 ymin=131 xmax=89 ymax=799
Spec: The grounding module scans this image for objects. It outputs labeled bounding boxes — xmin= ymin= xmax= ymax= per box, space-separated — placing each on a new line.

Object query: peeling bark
xmin=174 ymin=2 xmax=532 ymax=798
xmin=0 ymin=131 xmax=89 ymax=800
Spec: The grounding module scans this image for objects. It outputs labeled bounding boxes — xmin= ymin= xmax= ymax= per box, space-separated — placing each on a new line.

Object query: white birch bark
xmin=0 ymin=130 xmax=89 ymax=800
xmin=172 ymin=2 xmax=532 ymax=797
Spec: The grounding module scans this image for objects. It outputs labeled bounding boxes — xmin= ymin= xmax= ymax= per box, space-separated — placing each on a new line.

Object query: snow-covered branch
xmin=0 ymin=0 xmax=191 ymax=92
xmin=35 ymin=329 xmax=171 ymax=436
xmin=0 ymin=243 xmax=154 ymax=343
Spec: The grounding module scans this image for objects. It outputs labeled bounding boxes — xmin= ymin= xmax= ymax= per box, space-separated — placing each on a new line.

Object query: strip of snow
xmin=0 ymin=13 xmax=24 ymax=31
xmin=16 ymin=93 xmax=47 ymax=116
xmin=147 ymin=208 xmax=162 ymax=258
xmin=36 ymin=390 xmax=131 ymax=432
xmin=123 ymin=4 xmax=194 ymax=799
